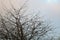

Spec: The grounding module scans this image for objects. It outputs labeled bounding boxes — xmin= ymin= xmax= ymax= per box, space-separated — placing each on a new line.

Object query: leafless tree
xmin=0 ymin=0 xmax=52 ymax=40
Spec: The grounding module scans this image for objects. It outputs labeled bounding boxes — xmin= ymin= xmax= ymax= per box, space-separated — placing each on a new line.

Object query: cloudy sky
xmin=28 ymin=0 xmax=60 ymax=36
xmin=0 ymin=0 xmax=60 ymax=37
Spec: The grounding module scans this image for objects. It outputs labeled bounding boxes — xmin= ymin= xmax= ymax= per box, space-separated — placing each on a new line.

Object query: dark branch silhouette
xmin=0 ymin=0 xmax=52 ymax=40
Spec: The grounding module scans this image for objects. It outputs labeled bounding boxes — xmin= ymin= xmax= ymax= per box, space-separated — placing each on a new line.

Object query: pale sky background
xmin=0 ymin=0 xmax=60 ymax=37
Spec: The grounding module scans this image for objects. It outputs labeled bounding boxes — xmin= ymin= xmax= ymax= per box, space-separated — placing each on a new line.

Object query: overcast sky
xmin=0 ymin=0 xmax=60 ymax=37
xmin=29 ymin=0 xmax=60 ymax=37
